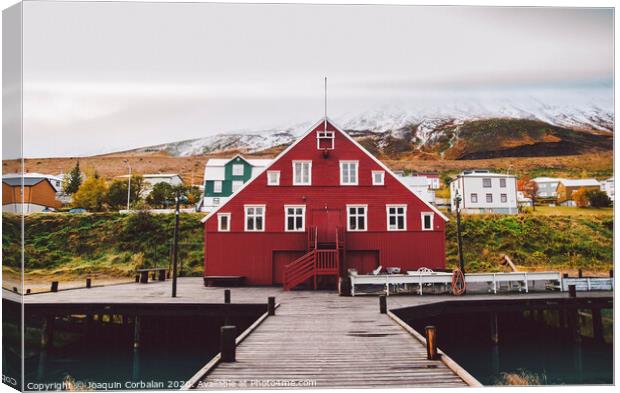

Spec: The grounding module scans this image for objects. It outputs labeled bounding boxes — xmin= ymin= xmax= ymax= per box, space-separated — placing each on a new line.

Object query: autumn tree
xmin=518 ymin=176 xmax=538 ymax=211
xmin=107 ymin=175 xmax=146 ymax=210
xmin=146 ymin=182 xmax=175 ymax=208
xmin=73 ymin=171 xmax=108 ymax=211
xmin=572 ymin=187 xmax=588 ymax=208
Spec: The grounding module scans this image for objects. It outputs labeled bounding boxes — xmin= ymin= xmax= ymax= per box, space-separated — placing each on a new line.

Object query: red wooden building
xmin=203 ymin=118 xmax=448 ymax=289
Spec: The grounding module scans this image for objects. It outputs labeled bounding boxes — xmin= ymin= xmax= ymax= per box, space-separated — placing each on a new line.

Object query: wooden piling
xmin=220 ymin=325 xmax=237 ymax=362
xmin=490 ymin=312 xmax=499 ymax=344
xmin=578 ymin=269 xmax=583 ymax=278
xmin=41 ymin=316 xmax=55 ymax=350
xmin=379 ymin=295 xmax=387 ymax=314
xmin=567 ymin=307 xmax=582 ymax=344
xmin=591 ymin=308 xmax=604 ymax=344
xmin=133 ymin=316 xmax=141 ymax=350
xmin=86 ymin=277 xmax=92 ymax=288
xmin=50 ymin=281 xmax=59 ymax=292
xmin=268 ymin=297 xmax=276 ymax=316
xmin=609 ymin=269 xmax=614 ymax=278
xmin=425 ymin=326 xmax=438 ymax=360
xmin=224 ymin=289 xmax=231 ymax=304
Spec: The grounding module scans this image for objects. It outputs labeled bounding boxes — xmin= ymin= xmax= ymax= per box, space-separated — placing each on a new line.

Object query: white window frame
xmin=213 ymin=180 xmax=223 ymax=193
xmin=501 ymin=193 xmax=508 ymax=203
xmin=471 ymin=193 xmax=478 ymax=203
xmin=340 ymin=161 xmax=359 ymax=186
xmin=292 ymin=161 xmax=312 ymax=186
xmin=386 ymin=204 xmax=407 ymax=231
xmin=500 ymin=178 xmax=507 ymax=188
xmin=213 ymin=197 xmax=220 ymax=205
xmin=267 ymin=171 xmax=280 ymax=186
xmin=486 ymin=193 xmax=493 ymax=203
xmin=244 ymin=205 xmax=266 ymax=232
xmin=346 ymin=204 xmax=368 ymax=232
xmin=316 ymin=130 xmax=335 ymax=150
xmin=232 ymin=180 xmax=243 ymax=193
xmin=232 ymin=164 xmax=244 ymax=176
xmin=284 ymin=205 xmax=306 ymax=232
xmin=483 ymin=178 xmax=492 ymax=188
xmin=421 ymin=212 xmax=434 ymax=231
xmin=372 ymin=171 xmax=385 ymax=186
xmin=217 ymin=213 xmax=231 ymax=232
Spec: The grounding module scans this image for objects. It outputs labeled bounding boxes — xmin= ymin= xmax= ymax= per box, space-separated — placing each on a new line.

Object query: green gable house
xmin=201 ymin=155 xmax=272 ymax=212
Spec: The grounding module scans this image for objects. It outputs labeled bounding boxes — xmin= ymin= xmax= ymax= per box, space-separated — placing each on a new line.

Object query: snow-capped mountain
xmin=131 ymin=92 xmax=613 ymax=157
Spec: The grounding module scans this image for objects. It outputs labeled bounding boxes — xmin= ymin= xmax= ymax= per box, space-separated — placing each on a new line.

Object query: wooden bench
xmin=136 ymin=268 xmax=167 ymax=284
xmin=203 ymin=276 xmax=246 ymax=287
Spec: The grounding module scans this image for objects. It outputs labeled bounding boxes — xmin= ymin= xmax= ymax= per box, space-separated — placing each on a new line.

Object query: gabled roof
xmin=559 ymin=178 xmax=601 ymax=187
xmin=2 ymin=177 xmax=51 ymax=187
xmin=205 ymin=154 xmax=272 ymax=168
xmin=202 ymin=118 xmax=448 ymax=223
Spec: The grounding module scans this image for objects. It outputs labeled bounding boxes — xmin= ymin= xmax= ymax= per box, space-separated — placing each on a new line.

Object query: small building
xmin=449 ymin=170 xmax=518 ymax=214
xmin=601 ymin=177 xmax=614 ymax=202
xmin=201 ymin=155 xmax=272 ymax=212
xmin=531 ymin=177 xmax=562 ymax=199
xmin=2 ymin=176 xmax=62 ymax=214
xmin=117 ymin=173 xmax=184 ymax=195
xmin=396 ymin=175 xmax=436 ymax=204
xmin=202 ymin=118 xmax=447 ymax=287
xmin=556 ymin=179 xmax=601 ymax=206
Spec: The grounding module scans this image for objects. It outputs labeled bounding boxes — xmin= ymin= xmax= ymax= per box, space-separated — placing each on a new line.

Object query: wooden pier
xmin=8 ymin=277 xmax=612 ymax=389
xmin=187 ymin=291 xmax=473 ymax=389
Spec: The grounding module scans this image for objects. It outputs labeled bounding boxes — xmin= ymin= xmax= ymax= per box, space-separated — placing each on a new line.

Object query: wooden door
xmin=312 ymin=209 xmax=341 ymax=243
xmin=272 ymin=251 xmax=305 ymax=285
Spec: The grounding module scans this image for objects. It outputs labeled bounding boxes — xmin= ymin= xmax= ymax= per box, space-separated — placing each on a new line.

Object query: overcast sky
xmin=16 ymin=2 xmax=614 ymax=157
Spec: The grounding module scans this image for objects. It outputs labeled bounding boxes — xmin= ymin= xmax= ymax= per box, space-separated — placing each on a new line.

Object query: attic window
xmin=316 ymin=131 xmax=335 ymax=150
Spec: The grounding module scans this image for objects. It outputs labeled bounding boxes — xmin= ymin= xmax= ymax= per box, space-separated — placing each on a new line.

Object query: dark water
xmin=22 ymin=313 xmax=261 ymax=390
xmin=398 ymin=308 xmax=613 ymax=385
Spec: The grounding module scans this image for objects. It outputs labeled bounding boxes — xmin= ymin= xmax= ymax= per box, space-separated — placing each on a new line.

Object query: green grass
xmin=2 ymin=211 xmax=613 ymax=281
xmin=526 ymin=206 xmax=613 ymax=217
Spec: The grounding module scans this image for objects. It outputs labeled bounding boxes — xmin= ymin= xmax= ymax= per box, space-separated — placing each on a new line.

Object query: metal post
xmin=124 ymin=160 xmax=132 ymax=211
xmin=455 ymin=192 xmax=465 ymax=273
xmin=171 ymin=192 xmax=180 ymax=298
xmin=220 ymin=326 xmax=237 ymax=362
xmin=224 ymin=289 xmax=231 ymax=304
xmin=425 ymin=326 xmax=438 ymax=360
xmin=268 ymin=297 xmax=276 ymax=316
xmin=379 ymin=295 xmax=387 ymax=314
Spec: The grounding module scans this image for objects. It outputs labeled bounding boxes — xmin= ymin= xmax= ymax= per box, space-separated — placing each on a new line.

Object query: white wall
xmin=450 ymin=175 xmax=518 ymax=214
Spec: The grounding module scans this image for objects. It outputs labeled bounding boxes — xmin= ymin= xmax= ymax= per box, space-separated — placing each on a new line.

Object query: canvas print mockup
xmin=1 ymin=1 xmax=614 ymax=391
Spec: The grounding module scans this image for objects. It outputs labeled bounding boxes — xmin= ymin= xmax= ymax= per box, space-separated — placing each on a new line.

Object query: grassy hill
xmin=2 ymin=212 xmax=613 ymax=286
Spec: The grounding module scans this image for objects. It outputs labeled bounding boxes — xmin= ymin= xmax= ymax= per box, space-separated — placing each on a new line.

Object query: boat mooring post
xmin=268 ymin=297 xmax=276 ymax=316
xmin=425 ymin=326 xmax=438 ymax=360
xmin=379 ymin=295 xmax=387 ymax=314
xmin=86 ymin=277 xmax=92 ymax=288
xmin=50 ymin=281 xmax=58 ymax=292
xmin=224 ymin=289 xmax=231 ymax=304
xmin=568 ymin=284 xmax=576 ymax=298
xmin=221 ymin=325 xmax=237 ymax=362
xmin=171 ymin=191 xmax=180 ymax=298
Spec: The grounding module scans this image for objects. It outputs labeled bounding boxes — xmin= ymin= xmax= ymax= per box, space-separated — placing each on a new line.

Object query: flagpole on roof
xmin=324 ymin=76 xmax=327 ymax=131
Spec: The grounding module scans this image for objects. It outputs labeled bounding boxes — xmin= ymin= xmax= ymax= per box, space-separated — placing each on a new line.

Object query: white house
xmin=531 ymin=177 xmax=562 ymax=199
xmin=117 ymin=173 xmax=184 ymax=195
xmin=601 ymin=177 xmax=614 ymax=202
xmin=201 ymin=155 xmax=272 ymax=212
xmin=450 ymin=170 xmax=518 ymax=214
xmin=396 ymin=175 xmax=436 ymax=204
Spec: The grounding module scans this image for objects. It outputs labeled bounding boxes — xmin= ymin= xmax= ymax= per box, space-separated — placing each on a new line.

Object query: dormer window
xmin=317 ymin=130 xmax=335 ymax=150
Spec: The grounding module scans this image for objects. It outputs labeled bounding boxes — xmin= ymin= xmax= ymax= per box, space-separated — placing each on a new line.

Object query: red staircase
xmin=283 ymin=226 xmax=342 ymax=290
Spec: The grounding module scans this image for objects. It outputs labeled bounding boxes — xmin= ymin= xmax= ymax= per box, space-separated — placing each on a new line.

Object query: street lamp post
xmin=171 ymin=191 xmax=180 ymax=298
xmin=123 ymin=160 xmax=132 ymax=211
xmin=454 ymin=190 xmax=465 ymax=273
